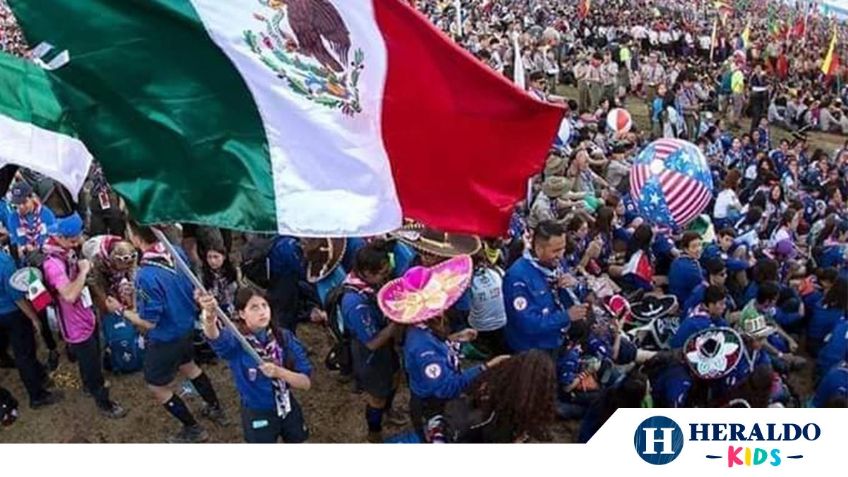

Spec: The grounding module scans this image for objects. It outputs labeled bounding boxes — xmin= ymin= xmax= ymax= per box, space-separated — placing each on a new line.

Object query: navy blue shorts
xmin=241 ymin=398 xmax=308 ymax=443
xmin=143 ymin=332 xmax=194 ymax=386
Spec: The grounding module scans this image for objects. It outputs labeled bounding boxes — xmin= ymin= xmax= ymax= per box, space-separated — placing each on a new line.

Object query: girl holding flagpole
xmin=200 ymin=287 xmax=312 ymax=443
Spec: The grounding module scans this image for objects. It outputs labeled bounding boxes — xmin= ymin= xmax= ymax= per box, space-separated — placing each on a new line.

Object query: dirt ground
xmin=0 ymin=322 xmax=581 ymax=443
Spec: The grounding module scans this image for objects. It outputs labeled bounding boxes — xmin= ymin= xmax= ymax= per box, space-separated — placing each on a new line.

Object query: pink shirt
xmin=43 ymin=257 xmax=95 ymax=344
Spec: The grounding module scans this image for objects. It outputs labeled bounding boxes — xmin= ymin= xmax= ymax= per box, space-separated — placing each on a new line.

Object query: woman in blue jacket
xmin=200 ymin=287 xmax=312 ymax=443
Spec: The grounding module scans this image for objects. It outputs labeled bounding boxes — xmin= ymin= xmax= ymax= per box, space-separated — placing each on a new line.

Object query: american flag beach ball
xmin=606 ymin=108 xmax=632 ymax=135
xmin=629 ymin=139 xmax=714 ymax=230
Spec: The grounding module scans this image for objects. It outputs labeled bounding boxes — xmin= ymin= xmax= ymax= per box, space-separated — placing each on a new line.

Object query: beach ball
xmin=606 ymin=108 xmax=632 ymax=135
xmin=629 ymin=139 xmax=714 ymax=230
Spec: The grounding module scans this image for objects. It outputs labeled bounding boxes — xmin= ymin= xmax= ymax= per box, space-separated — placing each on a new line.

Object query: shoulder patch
xmin=424 ymin=363 xmax=442 ymax=380
xmin=513 ymin=296 xmax=528 ymax=311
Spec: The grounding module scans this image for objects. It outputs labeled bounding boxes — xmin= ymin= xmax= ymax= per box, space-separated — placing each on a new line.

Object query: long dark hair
xmin=467 ymin=350 xmax=556 ymax=442
xmin=823 ymin=277 xmax=848 ymax=312
xmin=234 ymin=287 xmax=294 ymax=369
xmin=201 ymin=244 xmax=237 ymax=289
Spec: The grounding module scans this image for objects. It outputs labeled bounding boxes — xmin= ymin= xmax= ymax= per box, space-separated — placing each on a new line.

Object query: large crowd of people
xmin=0 ymin=0 xmax=847 ymax=444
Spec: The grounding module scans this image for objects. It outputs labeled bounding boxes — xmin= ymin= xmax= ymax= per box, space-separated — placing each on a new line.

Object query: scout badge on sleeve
xmin=683 ymin=327 xmax=744 ymax=380
xmin=378 ymin=255 xmax=474 ymax=324
xmin=10 ymin=267 xmax=51 ymax=312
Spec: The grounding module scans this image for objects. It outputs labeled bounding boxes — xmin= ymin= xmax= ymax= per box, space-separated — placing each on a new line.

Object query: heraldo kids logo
xmin=634 ymin=416 xmax=821 ymax=468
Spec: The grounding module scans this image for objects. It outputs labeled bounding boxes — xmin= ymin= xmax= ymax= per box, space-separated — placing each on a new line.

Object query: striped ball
xmin=606 ymin=108 xmax=632 ymax=134
xmin=629 ymin=139 xmax=714 ymax=230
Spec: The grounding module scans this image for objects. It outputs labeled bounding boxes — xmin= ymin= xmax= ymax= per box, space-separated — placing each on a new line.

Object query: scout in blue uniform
xmin=668 ymin=232 xmax=704 ymax=308
xmin=682 ymin=258 xmax=736 ymax=317
xmin=671 ymin=285 xmax=730 ymax=349
xmin=124 ymin=221 xmax=227 ymax=443
xmin=267 ymin=237 xmax=347 ymax=332
xmin=817 ymin=304 xmax=847 ymax=373
xmin=201 ymin=288 xmax=312 ymax=443
xmin=339 ymin=241 xmax=403 ymax=443
xmin=503 ymin=221 xmax=588 ymax=353
xmin=811 ymin=361 xmax=848 ymax=407
xmin=377 ymin=255 xmax=510 ymax=442
xmin=4 ymin=182 xmax=55 ymax=257
xmin=807 ymin=277 xmax=848 ymax=356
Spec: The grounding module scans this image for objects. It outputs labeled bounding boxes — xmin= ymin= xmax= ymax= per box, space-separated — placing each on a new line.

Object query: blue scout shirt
xmin=651 ymin=363 xmax=692 ymax=408
xmin=135 ymin=253 xmax=197 ymax=344
xmin=403 ymin=326 xmax=483 ymax=400
xmin=0 ymin=251 xmax=23 ymax=315
xmin=808 ymin=299 xmax=846 ymax=346
xmin=817 ymin=319 xmax=848 ymax=376
xmin=669 ymin=306 xmax=729 ymax=349
xmin=668 ymin=256 xmax=703 ymax=307
xmin=5 ymin=205 xmax=55 ymax=249
xmin=811 ymin=364 xmax=848 ymax=408
xmin=210 ymin=327 xmax=311 ymax=412
xmin=342 ymin=289 xmax=385 ymax=345
xmin=503 ymin=256 xmax=575 ymax=352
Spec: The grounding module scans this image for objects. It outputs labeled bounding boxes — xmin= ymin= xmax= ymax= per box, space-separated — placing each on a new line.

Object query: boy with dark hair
xmin=123 ymin=220 xmax=227 ymax=443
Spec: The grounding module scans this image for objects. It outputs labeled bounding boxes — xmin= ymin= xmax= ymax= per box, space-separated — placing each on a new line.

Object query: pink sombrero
xmin=378 ymin=255 xmax=473 ymax=324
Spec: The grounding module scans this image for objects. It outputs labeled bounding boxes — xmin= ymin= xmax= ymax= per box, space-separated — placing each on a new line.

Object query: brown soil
xmin=0 ymin=323 xmax=581 ymax=443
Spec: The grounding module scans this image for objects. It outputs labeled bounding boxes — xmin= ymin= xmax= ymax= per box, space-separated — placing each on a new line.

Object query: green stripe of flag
xmin=8 ymin=0 xmax=278 ymax=232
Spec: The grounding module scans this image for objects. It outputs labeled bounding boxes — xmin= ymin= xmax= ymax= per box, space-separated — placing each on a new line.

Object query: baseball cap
xmin=9 ymin=182 xmax=33 ymax=206
xmin=48 ymin=212 xmax=84 ymax=238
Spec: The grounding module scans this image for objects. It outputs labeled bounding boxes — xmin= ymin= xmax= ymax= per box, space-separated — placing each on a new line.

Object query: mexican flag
xmin=25 ymin=268 xmax=52 ymax=312
xmin=6 ymin=0 xmax=563 ymax=237
xmin=0 ymin=52 xmax=92 ymax=198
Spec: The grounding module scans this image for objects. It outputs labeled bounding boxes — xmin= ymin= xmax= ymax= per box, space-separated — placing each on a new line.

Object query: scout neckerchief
xmin=19 ymin=204 xmax=44 ymax=249
xmin=208 ymin=269 xmax=236 ymax=316
xmin=522 ymin=249 xmax=568 ymax=310
xmin=244 ymin=328 xmax=292 ymax=418
xmin=139 ymin=243 xmax=174 ymax=271
xmin=42 ymin=236 xmax=79 ymax=279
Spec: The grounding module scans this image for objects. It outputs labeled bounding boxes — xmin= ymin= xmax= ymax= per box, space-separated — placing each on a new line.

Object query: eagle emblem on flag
xmin=244 ymin=0 xmax=365 ymax=115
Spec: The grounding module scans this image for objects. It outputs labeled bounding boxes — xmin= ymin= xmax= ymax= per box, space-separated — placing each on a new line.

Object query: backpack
xmin=101 ymin=313 xmax=145 ymax=374
xmin=240 ymin=235 xmax=277 ymax=289
xmin=322 ymin=283 xmax=360 ymax=372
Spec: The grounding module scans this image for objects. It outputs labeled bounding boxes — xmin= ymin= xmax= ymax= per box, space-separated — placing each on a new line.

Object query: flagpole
xmin=455 ymin=0 xmax=462 ymax=39
xmin=152 ymin=228 xmax=262 ymax=364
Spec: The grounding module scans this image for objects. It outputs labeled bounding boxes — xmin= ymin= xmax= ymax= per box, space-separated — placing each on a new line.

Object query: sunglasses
xmin=111 ymin=252 xmax=138 ymax=265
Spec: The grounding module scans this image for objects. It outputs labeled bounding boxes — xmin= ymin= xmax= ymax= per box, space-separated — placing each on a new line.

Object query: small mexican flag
xmin=26 ymin=269 xmax=52 ymax=312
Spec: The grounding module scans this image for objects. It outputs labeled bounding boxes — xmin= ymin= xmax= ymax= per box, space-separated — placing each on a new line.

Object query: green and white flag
xmin=0 ymin=52 xmax=91 ymax=198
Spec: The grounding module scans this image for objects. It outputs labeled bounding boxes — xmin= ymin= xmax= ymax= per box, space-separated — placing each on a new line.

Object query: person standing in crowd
xmin=339 ymin=240 xmax=405 ymax=443
xmin=5 ymin=181 xmax=55 ymax=259
xmin=748 ymin=63 xmax=769 ymax=133
xmin=123 ymin=221 xmax=227 ymax=443
xmin=642 ymin=52 xmax=666 ymax=105
xmin=200 ymin=288 xmax=312 ymax=443
xmin=600 ymin=49 xmax=619 ymax=104
xmin=84 ymin=161 xmax=125 ymax=237
xmin=41 ymin=213 xmax=127 ymax=419
xmin=468 ymin=243 xmax=509 ymax=357
xmin=0 ymin=246 xmax=61 ymax=409
xmin=677 ymin=72 xmax=700 ymax=141
xmin=503 ymin=220 xmax=588 ymax=354
xmin=381 ymin=255 xmax=510 ymax=441
xmin=200 ymin=243 xmax=239 ymax=319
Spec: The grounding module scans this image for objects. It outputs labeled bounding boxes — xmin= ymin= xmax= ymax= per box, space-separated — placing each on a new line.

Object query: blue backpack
xmin=102 ymin=313 xmax=145 ymax=374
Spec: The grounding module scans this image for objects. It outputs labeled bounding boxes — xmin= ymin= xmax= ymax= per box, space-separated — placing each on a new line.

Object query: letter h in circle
xmin=642 ymin=428 xmax=676 ymax=455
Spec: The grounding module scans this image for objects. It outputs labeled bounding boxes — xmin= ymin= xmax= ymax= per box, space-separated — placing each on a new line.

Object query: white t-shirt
xmin=714 ymin=189 xmax=742 ymax=219
xmin=468 ymin=267 xmax=507 ymax=332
